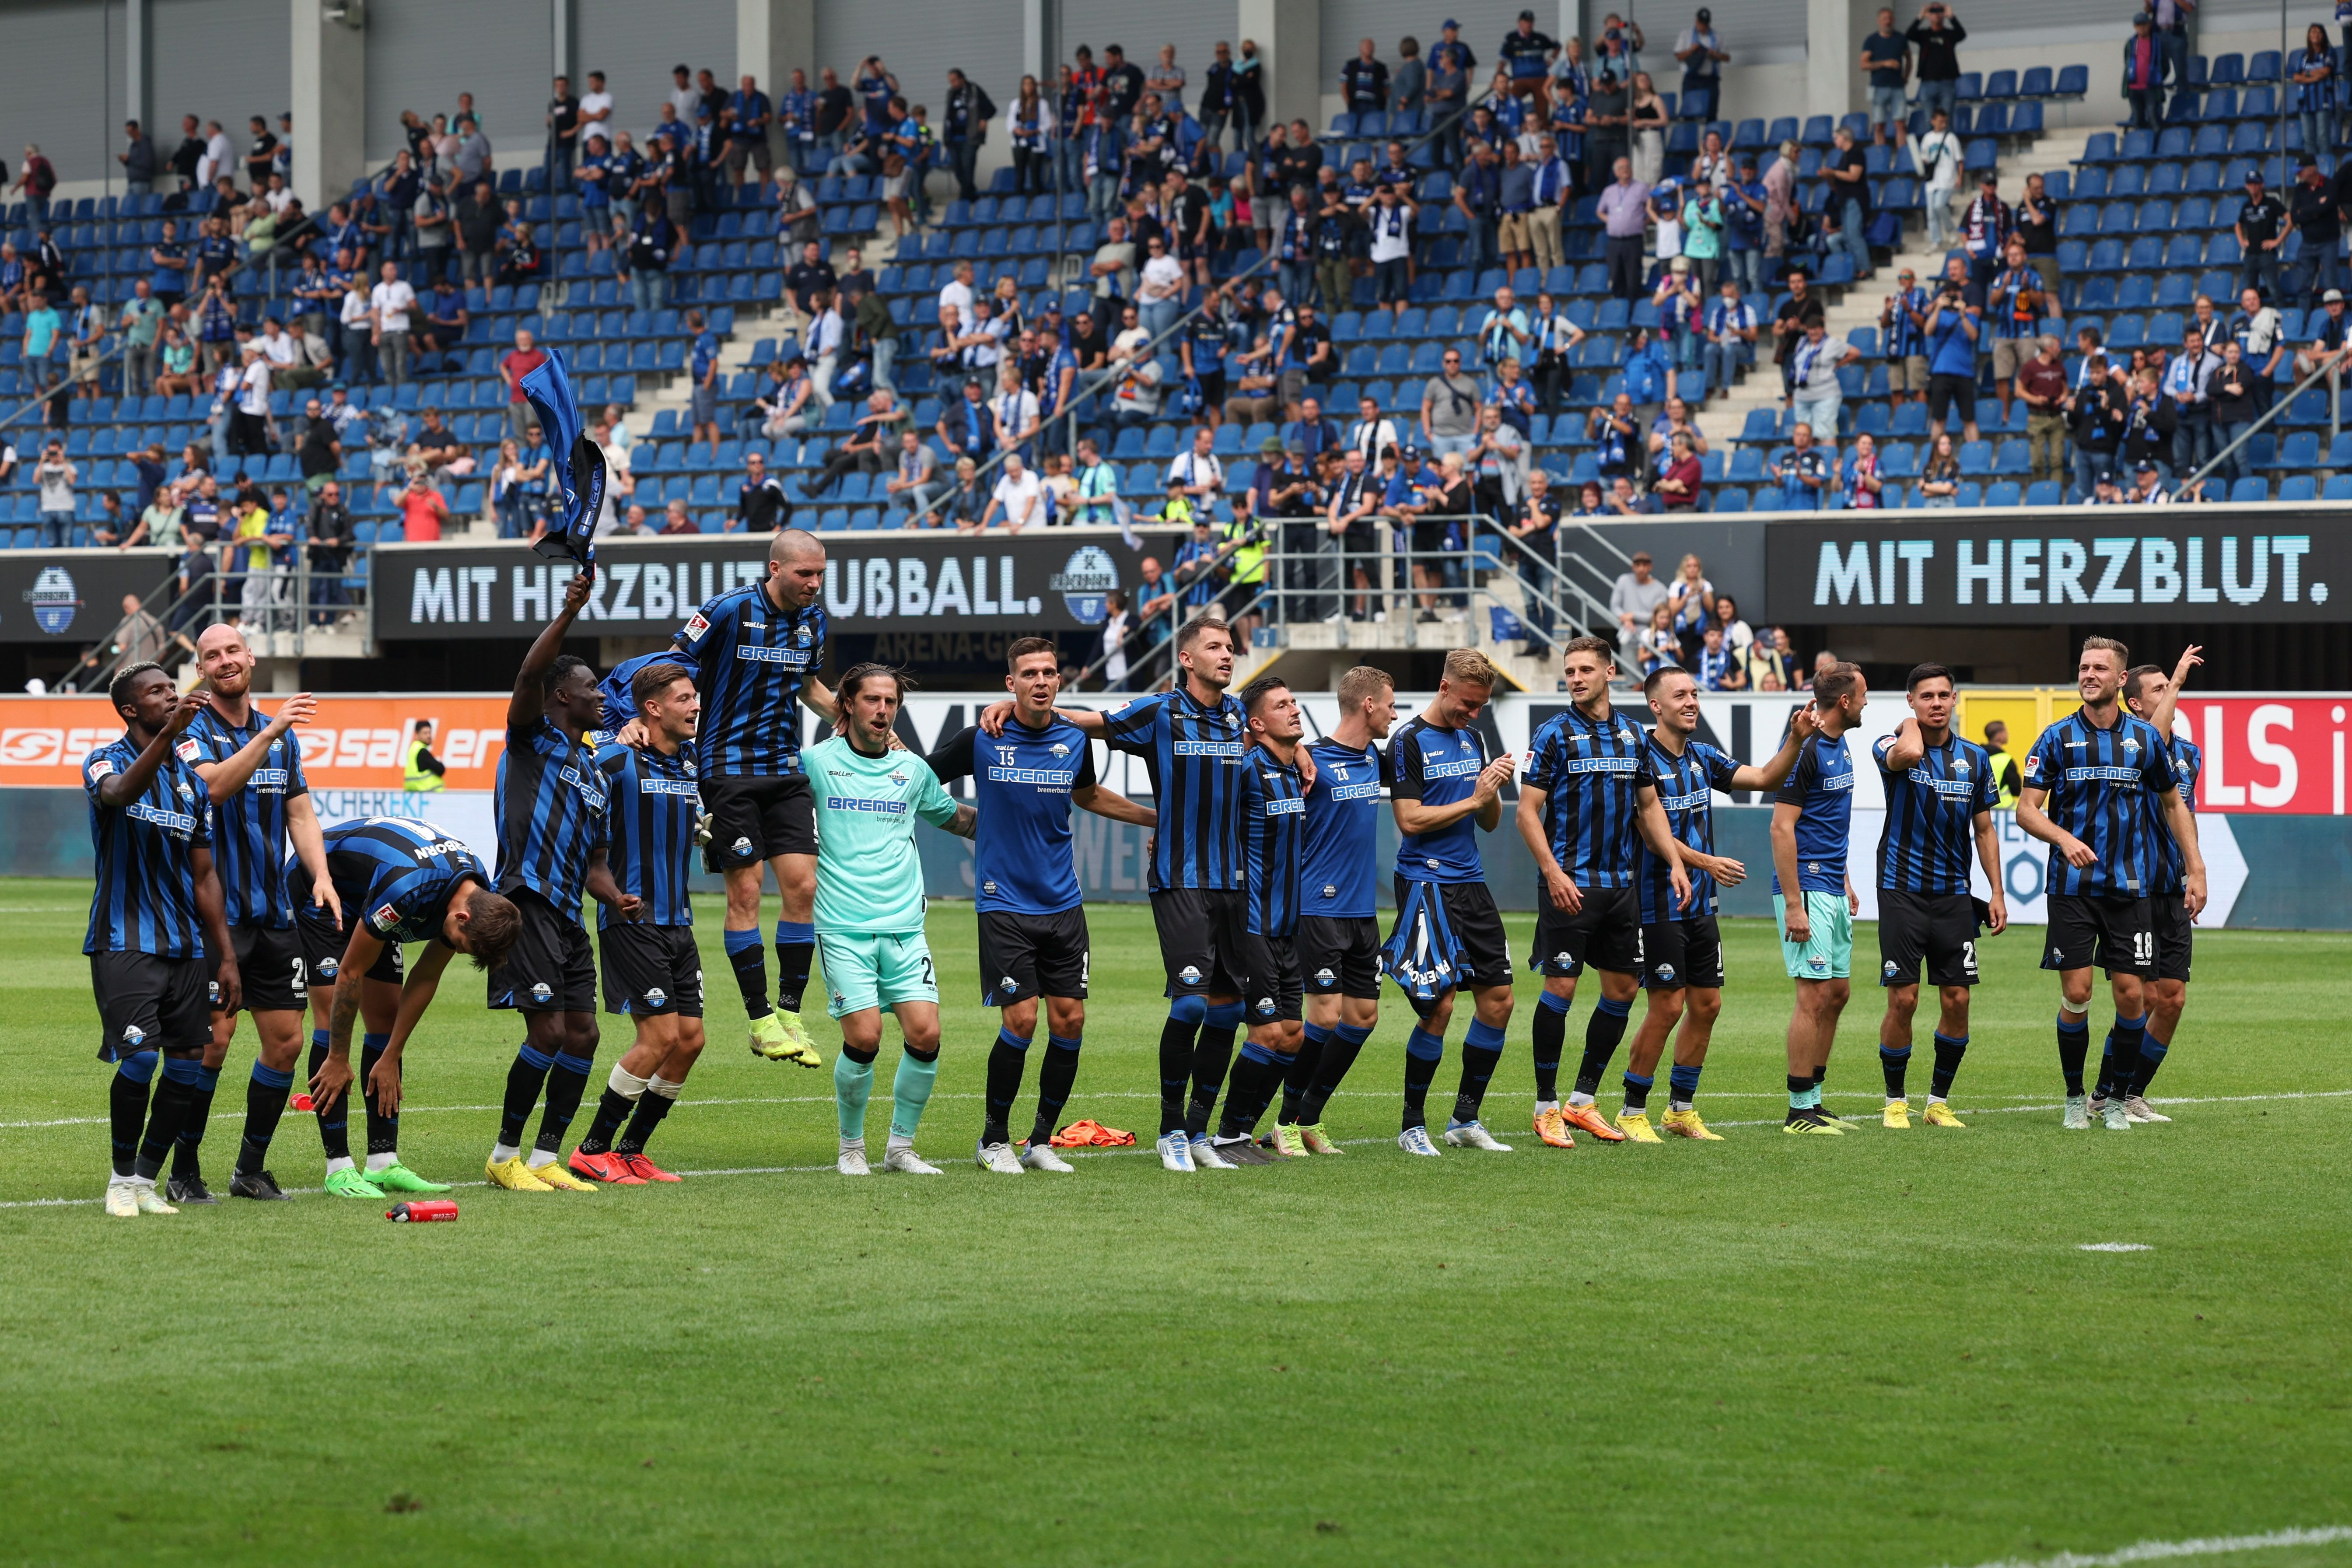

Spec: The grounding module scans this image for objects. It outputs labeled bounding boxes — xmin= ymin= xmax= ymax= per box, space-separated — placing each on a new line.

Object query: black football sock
xmin=1787 ymin=1072 xmax=1814 ymax=1117
xmin=359 ymin=1034 xmax=398 ymax=1158
xmin=1158 ymin=1002 xmax=1204 ymax=1137
xmin=723 ymin=928 xmax=773 ymax=1019
xmin=2107 ymin=1013 xmax=2146 ymax=1100
xmin=576 ymin=1063 xmax=647 ymax=1156
xmin=2056 ymin=1012 xmax=2092 ymax=1096
xmin=1029 ymin=1034 xmax=1082 ymax=1146
xmin=109 ymin=1051 xmax=158 ymax=1179
xmin=617 ymin=1074 xmax=683 ymax=1155
xmin=2093 ymin=1029 xmax=2118 ymax=1101
xmin=1401 ymin=1025 xmax=1445 ymax=1132
xmin=498 ymin=1041 xmax=556 ymax=1151
xmin=1571 ymin=995 xmax=1633 ymax=1099
xmin=1301 ymin=1022 xmax=1372 ymax=1125
xmin=774 ymin=920 xmax=815 ymax=1013
xmin=1532 ymin=990 xmax=1570 ymax=1102
xmin=310 ymin=1035 xmax=353 ymax=1162
xmin=1184 ymin=1002 xmax=1242 ymax=1139
xmin=137 ymin=1059 xmax=203 ymax=1181
xmin=236 ymin=1061 xmax=294 ymax=1176
xmin=2134 ymin=1020 xmax=2171 ymax=1096
xmin=1216 ymin=1045 xmax=1285 ymax=1139
xmin=1449 ymin=1018 xmax=1506 ymax=1124
xmin=983 ymin=1027 xmax=1029 ymax=1146
xmin=1621 ymin=1071 xmax=1653 ymax=1112
xmin=1879 ymin=1043 xmax=1911 ymax=1099
xmin=1929 ymin=1032 xmax=1968 ymax=1099
xmin=171 ymin=1063 xmax=220 ymax=1178
xmin=1279 ymin=1024 xmax=1330 ymax=1125
xmin=532 ymin=1048 xmax=596 ymax=1156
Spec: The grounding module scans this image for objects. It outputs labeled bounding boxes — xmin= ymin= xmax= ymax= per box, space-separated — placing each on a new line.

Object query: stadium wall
xmin=6 ymin=690 xmax=2345 ymax=926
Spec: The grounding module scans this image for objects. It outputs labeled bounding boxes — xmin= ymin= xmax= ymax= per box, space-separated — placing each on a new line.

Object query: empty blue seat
xmin=2278 ymin=474 xmax=2317 ymax=502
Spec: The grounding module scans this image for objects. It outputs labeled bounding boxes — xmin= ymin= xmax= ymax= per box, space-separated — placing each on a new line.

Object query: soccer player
xmin=1772 ymin=661 xmax=1867 ymax=1135
xmin=2016 ymin=637 xmax=2205 ymax=1132
xmin=167 ymin=625 xmax=334 ymax=1202
xmin=1199 ymin=675 xmax=1309 ymax=1163
xmin=567 ymin=660 xmax=709 ymax=1184
xmin=287 ymin=818 xmax=521 ymax=1195
xmin=659 ymin=528 xmax=839 ymax=1069
xmin=1382 ymin=649 xmax=1522 ymax=1158
xmin=2106 ymin=645 xmax=2204 ymax=1122
xmin=926 ymin=637 xmax=1155 ymax=1174
xmin=484 ymin=567 xmax=634 ymax=1192
xmin=84 ymin=663 xmax=239 ymax=1218
xmin=809 ymin=665 xmax=976 ymax=1176
xmin=1275 ymin=664 xmax=1396 ymax=1153
xmin=1617 ymin=666 xmax=1813 ymax=1141
xmin=1516 ymin=636 xmax=1692 ymax=1148
xmin=1870 ymin=663 xmax=2007 ymax=1130
xmin=982 ymin=616 xmax=1264 ymax=1174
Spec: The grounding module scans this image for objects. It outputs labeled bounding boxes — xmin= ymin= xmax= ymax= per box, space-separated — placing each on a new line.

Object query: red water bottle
xmin=386 ymin=1200 xmax=459 ymax=1222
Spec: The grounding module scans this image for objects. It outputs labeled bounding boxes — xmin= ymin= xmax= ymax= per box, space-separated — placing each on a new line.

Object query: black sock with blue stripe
xmin=775 ymin=920 xmax=815 ymax=1013
xmin=1030 ymin=1034 xmax=1082 ymax=1145
xmin=2056 ymin=1012 xmax=2092 ymax=1096
xmin=236 ymin=1060 xmax=294 ymax=1175
xmin=1449 ymin=1017 xmax=1506 ymax=1125
xmin=1401 ymin=1024 xmax=1445 ymax=1132
xmin=1668 ymin=1061 xmax=1703 ymax=1111
xmin=499 ymin=1041 xmax=556 ymax=1150
xmin=1930 ymin=1032 xmax=1967 ymax=1099
xmin=1571 ymin=995 xmax=1633 ymax=1100
xmin=109 ymin=1050 xmax=158 ymax=1179
xmin=139 ymin=1057 xmax=203 ymax=1181
xmin=723 ymin=927 xmax=772 ymax=1019
xmin=2106 ymin=1013 xmax=2147 ymax=1099
xmin=360 ymin=1032 xmax=398 ymax=1156
xmin=984 ymin=1025 xmax=1029 ymax=1146
xmin=1880 ymin=1043 xmax=1912 ymax=1099
xmin=171 ymin=1061 xmax=223 ymax=1177
xmin=533 ymin=1049 xmax=597 ymax=1155
xmin=1301 ymin=1022 xmax=1371 ymax=1125
xmin=1184 ymin=1001 xmax=1244 ymax=1138
xmin=1217 ymin=1042 xmax=1287 ymax=1139
xmin=1532 ymin=989 xmax=1571 ymax=1103
xmin=310 ymin=1031 xmax=353 ymax=1161
xmin=2135 ymin=1020 xmax=2171 ymax=1095
xmin=1279 ymin=1024 xmax=1330 ymax=1125
xmin=1158 ymin=997 xmax=1205 ymax=1136
xmin=1621 ymin=1070 xmax=1654 ymax=1112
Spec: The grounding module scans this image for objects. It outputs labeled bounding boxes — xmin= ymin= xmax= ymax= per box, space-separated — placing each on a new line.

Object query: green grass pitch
xmin=2 ymin=876 xmax=2348 ymax=1568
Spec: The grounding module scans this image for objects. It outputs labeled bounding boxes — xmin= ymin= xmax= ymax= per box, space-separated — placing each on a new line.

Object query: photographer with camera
xmin=1923 ymin=252 xmax=1984 ymax=445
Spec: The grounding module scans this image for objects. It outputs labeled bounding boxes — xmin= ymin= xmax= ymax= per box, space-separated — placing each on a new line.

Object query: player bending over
xmin=1773 ymin=662 xmax=1866 ymax=1134
xmin=2016 ymin=637 xmax=2205 ymax=1132
xmin=1197 ymin=676 xmax=1310 ymax=1163
xmin=928 ymin=637 xmax=1155 ymax=1174
xmin=1382 ymin=649 xmax=1522 ymax=1157
xmin=1515 ymin=637 xmax=1691 ymax=1148
xmin=1616 ymin=666 xmax=1812 ymax=1140
xmin=484 ymin=567 xmax=634 ymax=1191
xmin=2101 ymin=647 xmax=2203 ymax=1120
xmin=815 ymin=665 xmax=977 ymax=1175
xmin=289 ymin=819 xmax=520 ymax=1195
xmin=1870 ymin=663 xmax=2006 ymax=1129
xmin=173 ymin=624 xmax=333 ymax=1202
xmin=83 ymin=663 xmax=239 ymax=1218
xmin=568 ymin=661 xmax=710 ymax=1183
xmin=1273 ymin=664 xmax=1397 ymax=1155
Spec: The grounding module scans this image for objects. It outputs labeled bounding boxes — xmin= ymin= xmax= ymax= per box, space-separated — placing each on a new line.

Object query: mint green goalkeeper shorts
xmin=1774 ymin=890 xmax=1854 ymax=981
xmin=816 ymin=930 xmax=939 ymax=1018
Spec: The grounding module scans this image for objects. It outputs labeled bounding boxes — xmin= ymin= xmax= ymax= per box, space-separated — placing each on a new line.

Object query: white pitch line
xmin=1949 ymin=1525 xmax=2352 ymax=1567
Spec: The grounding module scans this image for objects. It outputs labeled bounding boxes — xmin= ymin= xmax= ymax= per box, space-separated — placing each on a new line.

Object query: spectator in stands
xmin=1769 ymin=422 xmax=1834 ymax=510
xmin=1672 ymin=7 xmax=1728 ymax=120
xmin=2127 ymin=458 xmax=2171 ymax=504
xmin=1922 ymin=255 xmax=1983 ymax=443
xmin=1420 ymin=346 xmax=1484 ymax=459
xmin=1824 ymin=125 xmax=1874 ymax=282
xmin=2209 ymin=339 xmax=2261 ymax=483
xmin=2065 ymin=350 xmax=2125 ymax=497
xmin=2236 ymin=171 xmax=2291 ymax=303
xmin=1596 ymin=156 xmax=1650 ymax=301
xmin=1742 ymin=626 xmax=1796 ymax=690
xmin=1843 ymin=430 xmax=1886 ymax=507
xmin=1985 ymin=239 xmax=2048 ymax=424
xmin=1789 ymin=317 xmax=1861 ymax=438
xmin=497 ymin=328 xmax=550 ymax=441
xmin=305 ymin=484 xmax=353 ymax=623
xmin=2122 ymin=13 xmax=2166 ymax=133
xmin=2292 ymin=26 xmax=2337 ymax=165
xmin=1906 ymin=3 xmax=1967 ymax=124
xmin=1858 ymin=10 xmax=1911 ymax=148
xmin=2121 ymin=368 xmax=2177 ymax=477
xmin=368 ymin=260 xmax=416 ymax=389
xmin=398 ymin=470 xmax=451 ymax=542
xmin=1634 ymin=602 xmax=1684 ymax=675
xmin=34 ymin=441 xmax=75 ymax=548
xmin=625 ymin=199 xmax=677 ymax=312
xmin=1610 ymin=549 xmax=1668 ymax=650
xmin=2166 ymin=325 xmax=2222 ymax=476
xmin=657 ymin=499 xmax=695 ymax=535
xmin=1653 ymin=430 xmax=1702 ymax=510
xmin=2291 ymin=155 xmax=2342 ymax=307
xmin=2226 ymin=287 xmax=2285 ymax=412
xmin=2296 ymin=287 xmax=2352 ymax=379
xmin=2010 ymin=333 xmax=2068 ymax=484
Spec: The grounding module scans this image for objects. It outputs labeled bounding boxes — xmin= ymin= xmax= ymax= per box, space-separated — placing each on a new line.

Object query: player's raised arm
xmin=1728 ymin=702 xmax=1817 ymax=792
xmin=196 ymin=691 xmax=315 ymax=803
xmin=1876 ymin=713 xmax=1926 ymax=773
xmin=97 ymin=686 xmax=207 ymax=808
xmin=511 ymin=564 xmax=595 ymax=732
xmin=2145 ymin=643 xmax=2202 ymax=739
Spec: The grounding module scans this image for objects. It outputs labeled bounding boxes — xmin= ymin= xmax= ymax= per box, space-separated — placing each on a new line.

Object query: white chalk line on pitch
xmin=1948 ymin=1524 xmax=2352 ymax=1567
xmin=4 ymin=1087 xmax=2352 ymax=1209
xmin=9 ymin=1086 xmax=2351 ymax=1135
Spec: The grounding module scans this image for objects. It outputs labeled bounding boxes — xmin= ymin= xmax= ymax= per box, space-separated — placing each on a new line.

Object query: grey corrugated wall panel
xmin=575 ymin=0 xmax=735 ymax=136
xmin=816 ymin=0 xmax=1023 ymax=114
xmin=0 ymin=0 xmax=130 ymax=184
xmin=366 ymin=0 xmax=552 ymax=161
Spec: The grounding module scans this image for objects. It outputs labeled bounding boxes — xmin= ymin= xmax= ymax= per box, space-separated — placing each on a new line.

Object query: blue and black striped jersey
xmin=181 ymin=703 xmax=308 ymax=929
xmin=1640 ymin=733 xmax=1741 ymax=921
xmin=1388 ymin=716 xmax=1492 ymax=884
xmin=2023 ymin=710 xmax=2178 ymax=899
xmin=1772 ymin=731 xmax=1857 ymax=895
xmin=494 ymin=716 xmax=610 ymax=916
xmin=1239 ymin=746 xmax=1307 ymax=937
xmin=82 ymin=736 xmax=213 ymax=957
xmin=1872 ymin=733 xmax=1997 ymax=894
xmin=595 ymin=650 xmax=697 ymax=739
xmin=1101 ymin=686 xmax=1250 ymax=892
xmin=2145 ymin=734 xmax=2202 ymax=895
xmin=1301 ymin=738 xmax=1383 ymax=918
xmin=593 ymin=741 xmax=700 ymax=929
xmin=1525 ymin=706 xmax=1654 ymax=890
xmin=927 ymin=717 xmax=1099 ymax=916
xmin=670 ymin=583 xmax=827 ymax=778
xmin=309 ymin=818 xmax=488 ymax=946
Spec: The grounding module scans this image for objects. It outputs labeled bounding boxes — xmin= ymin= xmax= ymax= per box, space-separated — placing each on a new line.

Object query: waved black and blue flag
xmin=521 ymin=347 xmax=607 ymax=567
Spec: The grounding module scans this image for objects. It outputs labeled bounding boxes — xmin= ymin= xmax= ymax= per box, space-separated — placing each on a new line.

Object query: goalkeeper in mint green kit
xmin=811 ymin=664 xmax=978 ymax=1175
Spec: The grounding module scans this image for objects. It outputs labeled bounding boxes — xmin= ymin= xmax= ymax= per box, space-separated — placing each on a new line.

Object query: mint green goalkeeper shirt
xmin=805 ymin=735 xmax=962 ymax=934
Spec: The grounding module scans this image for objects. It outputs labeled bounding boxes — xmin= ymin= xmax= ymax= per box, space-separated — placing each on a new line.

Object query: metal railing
xmin=2179 ymin=352 xmax=2342 ymax=499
